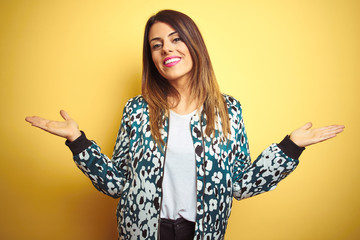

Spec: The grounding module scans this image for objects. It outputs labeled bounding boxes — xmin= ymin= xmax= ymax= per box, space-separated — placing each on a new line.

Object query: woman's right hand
xmin=25 ymin=110 xmax=81 ymax=142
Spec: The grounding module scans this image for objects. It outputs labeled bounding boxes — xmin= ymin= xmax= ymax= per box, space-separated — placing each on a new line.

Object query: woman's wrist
xmin=278 ymin=135 xmax=305 ymax=159
xmin=65 ymin=131 xmax=93 ymax=155
xmin=67 ymin=130 xmax=82 ymax=142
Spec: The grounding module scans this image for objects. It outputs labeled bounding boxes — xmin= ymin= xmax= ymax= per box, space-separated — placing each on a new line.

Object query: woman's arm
xmin=232 ymin=102 xmax=344 ymax=200
xmin=25 ymin=108 xmax=131 ymax=199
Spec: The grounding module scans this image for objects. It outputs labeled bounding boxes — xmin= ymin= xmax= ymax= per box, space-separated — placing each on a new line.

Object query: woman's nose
xmin=162 ymin=41 xmax=173 ymax=54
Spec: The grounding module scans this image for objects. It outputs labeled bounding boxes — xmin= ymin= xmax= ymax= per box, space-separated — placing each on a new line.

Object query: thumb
xmin=301 ymin=122 xmax=312 ymax=130
xmin=60 ymin=110 xmax=71 ymax=120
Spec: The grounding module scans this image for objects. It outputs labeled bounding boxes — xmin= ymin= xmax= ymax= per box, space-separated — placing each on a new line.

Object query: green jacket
xmin=66 ymin=94 xmax=302 ymax=240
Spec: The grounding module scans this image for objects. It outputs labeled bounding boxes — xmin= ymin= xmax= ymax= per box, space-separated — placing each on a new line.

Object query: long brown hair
xmin=142 ymin=10 xmax=230 ymax=145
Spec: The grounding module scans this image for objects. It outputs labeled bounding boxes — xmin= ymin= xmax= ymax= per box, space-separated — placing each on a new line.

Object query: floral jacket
xmin=66 ymin=94 xmax=302 ymax=240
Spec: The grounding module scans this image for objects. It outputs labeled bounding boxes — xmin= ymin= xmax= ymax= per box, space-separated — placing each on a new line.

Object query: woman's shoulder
xmin=222 ymin=94 xmax=244 ymax=120
xmin=123 ymin=95 xmax=148 ymax=112
xmin=222 ymin=93 xmax=242 ymax=109
xmin=125 ymin=94 xmax=145 ymax=104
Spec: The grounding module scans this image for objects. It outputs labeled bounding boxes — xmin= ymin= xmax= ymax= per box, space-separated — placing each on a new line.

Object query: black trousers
xmin=160 ymin=218 xmax=195 ymax=240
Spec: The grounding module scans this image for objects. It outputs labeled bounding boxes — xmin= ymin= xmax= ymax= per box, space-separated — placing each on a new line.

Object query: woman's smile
xmin=163 ymin=56 xmax=181 ymax=67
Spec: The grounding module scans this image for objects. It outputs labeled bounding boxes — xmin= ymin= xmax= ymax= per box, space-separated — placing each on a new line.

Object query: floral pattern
xmin=72 ymin=95 xmax=299 ymax=239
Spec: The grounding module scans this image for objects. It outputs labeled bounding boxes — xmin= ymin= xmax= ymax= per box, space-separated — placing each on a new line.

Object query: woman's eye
xmin=173 ymin=37 xmax=182 ymax=43
xmin=152 ymin=43 xmax=162 ymax=50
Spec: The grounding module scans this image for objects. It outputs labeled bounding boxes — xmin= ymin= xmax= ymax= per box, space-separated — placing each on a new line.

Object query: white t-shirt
xmin=160 ymin=109 xmax=197 ymax=222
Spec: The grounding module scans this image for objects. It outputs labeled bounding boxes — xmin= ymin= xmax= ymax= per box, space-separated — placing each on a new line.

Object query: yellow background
xmin=1 ymin=0 xmax=359 ymax=239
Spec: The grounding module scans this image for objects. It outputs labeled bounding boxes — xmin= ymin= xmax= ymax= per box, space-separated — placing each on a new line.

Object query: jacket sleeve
xmin=232 ymin=101 xmax=303 ymax=200
xmin=65 ymin=104 xmax=132 ymax=199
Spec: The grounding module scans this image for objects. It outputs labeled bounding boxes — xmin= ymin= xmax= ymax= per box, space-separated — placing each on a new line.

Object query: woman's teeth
xmin=164 ymin=58 xmax=180 ymax=65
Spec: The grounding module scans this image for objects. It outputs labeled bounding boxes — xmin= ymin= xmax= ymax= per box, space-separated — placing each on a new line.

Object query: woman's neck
xmin=168 ymin=81 xmax=198 ymax=115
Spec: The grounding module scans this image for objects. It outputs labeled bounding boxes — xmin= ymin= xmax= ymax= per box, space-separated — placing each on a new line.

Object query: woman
xmin=25 ymin=10 xmax=344 ymax=240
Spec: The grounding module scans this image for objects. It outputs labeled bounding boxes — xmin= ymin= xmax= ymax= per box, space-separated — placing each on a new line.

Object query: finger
xmin=315 ymin=127 xmax=344 ymax=141
xmin=25 ymin=116 xmax=43 ymax=124
xmin=25 ymin=116 xmax=50 ymax=130
xmin=317 ymin=133 xmax=338 ymax=142
xmin=317 ymin=125 xmax=345 ymax=130
xmin=25 ymin=116 xmax=35 ymax=123
xmin=327 ymin=125 xmax=345 ymax=133
xmin=301 ymin=122 xmax=312 ymax=130
xmin=325 ymin=127 xmax=345 ymax=135
xmin=334 ymin=125 xmax=345 ymax=130
xmin=313 ymin=125 xmax=345 ymax=135
xmin=25 ymin=116 xmax=44 ymax=125
xmin=334 ymin=127 xmax=345 ymax=134
xmin=60 ymin=110 xmax=71 ymax=121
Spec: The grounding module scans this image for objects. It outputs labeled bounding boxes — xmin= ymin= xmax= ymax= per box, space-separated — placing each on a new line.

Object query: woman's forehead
xmin=148 ymin=22 xmax=177 ymax=41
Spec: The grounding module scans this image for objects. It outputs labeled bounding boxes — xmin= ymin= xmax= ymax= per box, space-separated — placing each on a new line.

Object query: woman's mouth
xmin=163 ymin=57 xmax=181 ymax=67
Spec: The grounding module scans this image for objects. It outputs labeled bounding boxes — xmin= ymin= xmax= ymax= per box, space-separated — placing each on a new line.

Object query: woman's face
xmin=148 ymin=21 xmax=193 ymax=84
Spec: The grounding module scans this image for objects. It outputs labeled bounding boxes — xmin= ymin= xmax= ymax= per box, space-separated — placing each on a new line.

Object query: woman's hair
xmin=142 ymin=9 xmax=230 ymax=145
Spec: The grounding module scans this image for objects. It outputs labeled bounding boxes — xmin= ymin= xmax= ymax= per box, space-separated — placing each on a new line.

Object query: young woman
xmin=25 ymin=10 xmax=344 ymax=240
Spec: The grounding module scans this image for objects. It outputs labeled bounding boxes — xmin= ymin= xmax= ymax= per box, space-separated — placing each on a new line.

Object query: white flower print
xmin=211 ymin=172 xmax=223 ymax=184
xmin=205 ymin=182 xmax=213 ymax=195
xmin=79 ymin=150 xmax=89 ymax=160
xmin=209 ymin=199 xmax=218 ymax=211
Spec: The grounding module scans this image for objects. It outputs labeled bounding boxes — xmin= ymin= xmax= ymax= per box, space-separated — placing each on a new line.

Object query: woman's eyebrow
xmin=150 ymin=31 xmax=178 ymax=42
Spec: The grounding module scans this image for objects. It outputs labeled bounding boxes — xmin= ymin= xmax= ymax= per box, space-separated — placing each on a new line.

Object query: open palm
xmin=290 ymin=122 xmax=345 ymax=147
xmin=25 ymin=110 xmax=81 ymax=142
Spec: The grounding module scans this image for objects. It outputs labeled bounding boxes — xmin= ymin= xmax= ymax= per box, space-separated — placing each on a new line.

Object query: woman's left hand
xmin=289 ymin=122 xmax=345 ymax=147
